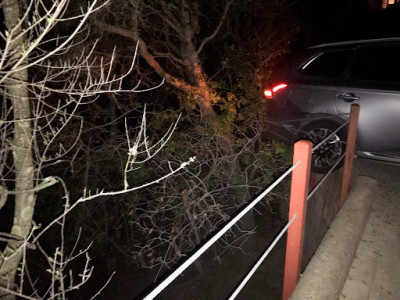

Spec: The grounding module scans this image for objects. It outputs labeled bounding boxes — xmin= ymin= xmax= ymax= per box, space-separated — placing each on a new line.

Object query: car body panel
xmin=289 ymin=85 xmax=337 ymax=115
xmin=334 ymin=87 xmax=400 ymax=154
xmin=265 ymin=38 xmax=400 ymax=169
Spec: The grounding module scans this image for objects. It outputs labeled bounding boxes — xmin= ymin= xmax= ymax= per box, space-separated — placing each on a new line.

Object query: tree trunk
xmin=181 ymin=9 xmax=213 ymax=115
xmin=94 ymin=15 xmax=215 ymax=115
xmin=0 ymin=1 xmax=35 ymax=298
xmin=191 ymin=62 xmax=213 ymax=115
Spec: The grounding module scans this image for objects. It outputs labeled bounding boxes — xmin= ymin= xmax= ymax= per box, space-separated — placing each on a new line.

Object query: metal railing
xmin=143 ymin=104 xmax=360 ymax=300
xmin=143 ymin=162 xmax=300 ymax=300
xmin=283 ymin=104 xmax=360 ymax=299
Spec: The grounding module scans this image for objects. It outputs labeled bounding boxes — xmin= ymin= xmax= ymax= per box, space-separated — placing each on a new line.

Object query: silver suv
xmin=264 ymin=38 xmax=400 ymax=173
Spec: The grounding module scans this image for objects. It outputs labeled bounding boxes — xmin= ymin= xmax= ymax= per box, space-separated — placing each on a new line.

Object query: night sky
xmin=299 ymin=0 xmax=400 ymax=46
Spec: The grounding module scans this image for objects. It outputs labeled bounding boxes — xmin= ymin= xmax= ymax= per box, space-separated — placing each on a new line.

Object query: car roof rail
xmin=308 ymin=37 xmax=400 ymax=49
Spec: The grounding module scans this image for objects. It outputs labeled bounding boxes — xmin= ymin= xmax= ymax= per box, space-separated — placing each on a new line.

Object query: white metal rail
xmin=143 ymin=162 xmax=301 ymax=300
xmin=228 ymin=215 xmax=297 ymax=300
xmin=144 ymin=117 xmax=350 ymax=300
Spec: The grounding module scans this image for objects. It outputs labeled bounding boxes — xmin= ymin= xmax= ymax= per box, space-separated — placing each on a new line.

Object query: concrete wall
xmin=301 ymin=169 xmax=343 ymax=270
xmin=291 ymin=176 xmax=377 ymax=299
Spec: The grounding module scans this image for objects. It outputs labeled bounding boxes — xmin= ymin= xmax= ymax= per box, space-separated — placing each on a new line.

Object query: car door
xmin=334 ymin=45 xmax=400 ymax=155
xmin=294 ymin=49 xmax=355 ymax=116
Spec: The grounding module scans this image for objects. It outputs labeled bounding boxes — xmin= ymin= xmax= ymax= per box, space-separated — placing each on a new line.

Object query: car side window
xmin=300 ymin=50 xmax=353 ymax=78
xmin=352 ymin=46 xmax=400 ymax=83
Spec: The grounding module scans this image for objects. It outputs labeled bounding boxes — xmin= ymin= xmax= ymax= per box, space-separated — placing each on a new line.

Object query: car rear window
xmin=300 ymin=50 xmax=353 ymax=78
xmin=352 ymin=46 xmax=400 ymax=82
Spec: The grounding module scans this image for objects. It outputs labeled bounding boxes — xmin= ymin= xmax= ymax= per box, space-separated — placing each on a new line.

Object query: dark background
xmin=298 ymin=0 xmax=400 ymax=46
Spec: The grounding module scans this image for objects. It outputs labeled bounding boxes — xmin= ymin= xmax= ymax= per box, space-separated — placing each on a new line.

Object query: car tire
xmin=299 ymin=121 xmax=347 ymax=174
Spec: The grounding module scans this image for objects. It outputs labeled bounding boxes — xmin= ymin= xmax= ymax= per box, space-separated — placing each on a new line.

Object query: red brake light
xmin=272 ymin=83 xmax=288 ymax=93
xmin=264 ymin=90 xmax=273 ymax=98
xmin=264 ymin=83 xmax=288 ymax=99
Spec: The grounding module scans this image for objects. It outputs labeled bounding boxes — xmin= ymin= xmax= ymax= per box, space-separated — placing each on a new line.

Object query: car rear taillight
xmin=264 ymin=83 xmax=288 ymax=99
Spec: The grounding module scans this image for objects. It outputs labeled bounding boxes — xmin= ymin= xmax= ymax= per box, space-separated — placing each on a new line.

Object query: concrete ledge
xmin=290 ymin=176 xmax=377 ymax=300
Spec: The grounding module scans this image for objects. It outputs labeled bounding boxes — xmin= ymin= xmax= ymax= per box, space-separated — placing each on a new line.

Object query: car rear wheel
xmin=300 ymin=121 xmax=347 ymax=174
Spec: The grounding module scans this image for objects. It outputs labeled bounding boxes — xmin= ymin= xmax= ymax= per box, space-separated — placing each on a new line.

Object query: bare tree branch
xmin=94 ymin=20 xmax=195 ymax=95
xmin=196 ymin=0 xmax=233 ymax=55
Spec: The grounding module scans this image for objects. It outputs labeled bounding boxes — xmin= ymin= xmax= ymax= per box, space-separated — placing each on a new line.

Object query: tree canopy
xmin=0 ymin=1 xmax=299 ymax=298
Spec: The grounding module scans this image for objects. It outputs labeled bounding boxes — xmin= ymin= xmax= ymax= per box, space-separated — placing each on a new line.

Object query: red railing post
xmin=282 ymin=140 xmax=312 ymax=300
xmin=339 ymin=104 xmax=360 ymax=205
